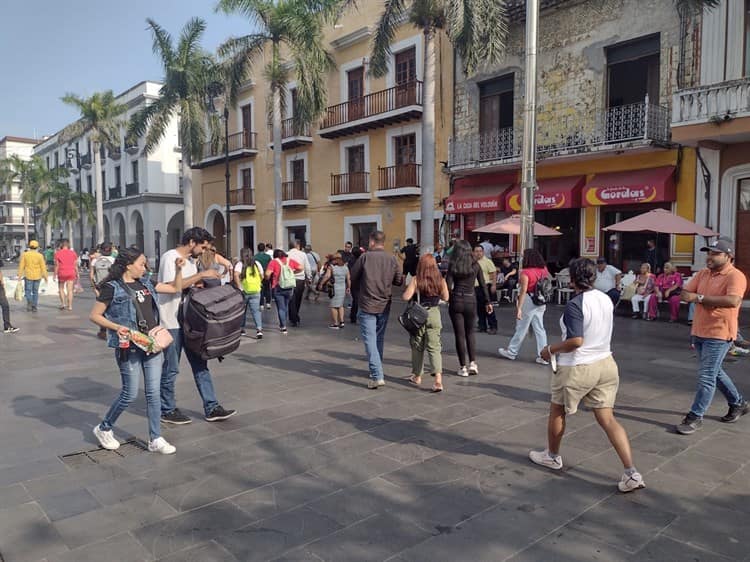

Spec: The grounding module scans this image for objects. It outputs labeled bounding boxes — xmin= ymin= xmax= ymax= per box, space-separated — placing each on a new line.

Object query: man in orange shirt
xmin=677 ymin=238 xmax=748 ymax=434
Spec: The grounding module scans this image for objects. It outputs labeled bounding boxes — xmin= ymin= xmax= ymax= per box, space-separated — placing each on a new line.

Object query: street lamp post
xmin=206 ymin=81 xmax=232 ymax=260
xmin=66 ymin=146 xmax=85 ymax=250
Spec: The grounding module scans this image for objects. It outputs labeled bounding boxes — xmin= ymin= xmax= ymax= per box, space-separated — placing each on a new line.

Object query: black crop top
xmin=446 ymin=262 xmax=489 ymax=301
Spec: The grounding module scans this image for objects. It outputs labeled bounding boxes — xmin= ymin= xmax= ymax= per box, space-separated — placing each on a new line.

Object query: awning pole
xmin=519 ymin=0 xmax=539 ymax=266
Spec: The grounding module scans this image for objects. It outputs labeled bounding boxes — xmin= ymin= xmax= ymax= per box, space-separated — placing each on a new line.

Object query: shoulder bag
xmin=398 ymin=289 xmax=429 ymax=335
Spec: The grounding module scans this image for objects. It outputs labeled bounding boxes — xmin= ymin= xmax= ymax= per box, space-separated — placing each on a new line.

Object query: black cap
xmin=700 ymin=237 xmax=734 ymax=255
xmin=596 ymin=257 xmax=607 ymax=264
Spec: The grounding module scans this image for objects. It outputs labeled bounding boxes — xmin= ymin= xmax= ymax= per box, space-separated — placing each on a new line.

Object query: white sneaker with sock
xmin=529 ymin=449 xmax=563 ymax=470
xmin=457 ymin=366 xmax=469 ymax=377
xmin=468 ymin=361 xmax=479 ymax=375
xmin=618 ymin=470 xmax=645 ymax=493
xmin=148 ymin=437 xmax=176 ymax=455
xmin=498 ymin=348 xmax=516 ymax=360
xmin=93 ymin=426 xmax=120 ymax=450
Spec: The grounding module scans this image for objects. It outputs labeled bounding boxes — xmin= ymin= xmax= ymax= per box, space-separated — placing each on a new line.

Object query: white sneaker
xmin=529 ymin=449 xmax=563 ymax=470
xmin=457 ymin=366 xmax=469 ymax=377
xmin=498 ymin=348 xmax=516 ymax=360
xmin=618 ymin=471 xmax=645 ymax=493
xmin=535 ymin=357 xmax=550 ymax=365
xmin=148 ymin=437 xmax=176 ymax=455
xmin=93 ymin=425 xmax=120 ymax=450
xmin=468 ymin=361 xmax=479 ymax=375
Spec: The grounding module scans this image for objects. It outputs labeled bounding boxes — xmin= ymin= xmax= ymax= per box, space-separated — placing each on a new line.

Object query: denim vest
xmin=103 ymin=277 xmax=160 ymax=348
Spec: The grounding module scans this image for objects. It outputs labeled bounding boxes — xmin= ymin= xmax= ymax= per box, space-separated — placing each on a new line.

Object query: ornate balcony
xmin=0 ymin=216 xmax=28 ymax=225
xmin=125 ymin=141 xmax=139 ymax=155
xmin=194 ymin=131 xmax=258 ymax=169
xmin=329 ymin=171 xmax=370 ymax=202
xmin=79 ymin=153 xmax=92 ymax=169
xmin=376 ymin=163 xmax=421 ymax=198
xmin=671 ymin=79 xmax=750 ymax=143
xmin=318 ymin=81 xmax=423 ymax=139
xmin=282 ymin=181 xmax=308 ymax=207
xmin=274 ymin=118 xmax=313 ymax=149
xmin=125 ymin=182 xmax=139 ymax=197
xmin=109 ymin=147 xmax=122 ymax=160
xmin=108 ymin=187 xmax=122 ymax=200
xmin=229 ymin=188 xmax=255 ymax=211
xmin=449 ymin=99 xmax=671 ymax=172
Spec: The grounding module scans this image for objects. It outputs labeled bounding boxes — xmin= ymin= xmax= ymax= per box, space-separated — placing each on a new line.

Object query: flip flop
xmin=431 ymin=383 xmax=443 ymax=393
xmin=408 ymin=375 xmax=422 ymax=386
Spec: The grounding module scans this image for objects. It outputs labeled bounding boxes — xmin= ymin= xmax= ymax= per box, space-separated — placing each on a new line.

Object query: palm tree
xmin=129 ymin=17 xmax=217 ymax=232
xmin=61 ymin=91 xmax=127 ymax=245
xmin=1 ymin=155 xmax=53 ymax=244
xmin=216 ymin=0 xmax=339 ymax=248
xmin=42 ymin=181 xmax=95 ymax=244
xmin=370 ymin=0 xmax=509 ymax=254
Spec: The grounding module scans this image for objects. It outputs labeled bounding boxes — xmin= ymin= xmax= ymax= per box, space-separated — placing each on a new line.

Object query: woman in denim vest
xmin=89 ymin=247 xmax=184 ymax=454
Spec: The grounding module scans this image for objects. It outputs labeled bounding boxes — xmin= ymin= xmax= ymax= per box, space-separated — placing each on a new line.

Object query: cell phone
xmin=549 ymin=352 xmax=558 ymax=374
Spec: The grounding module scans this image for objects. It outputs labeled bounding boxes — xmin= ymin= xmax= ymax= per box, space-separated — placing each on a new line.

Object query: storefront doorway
xmin=601 ymin=203 xmax=670 ymax=273
xmin=736 ymin=177 xmax=750 ymax=278
xmin=535 ymin=209 xmax=580 ymax=271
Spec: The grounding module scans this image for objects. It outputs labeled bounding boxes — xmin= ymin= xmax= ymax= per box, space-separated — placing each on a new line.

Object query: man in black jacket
xmin=351 ymin=231 xmax=404 ymax=389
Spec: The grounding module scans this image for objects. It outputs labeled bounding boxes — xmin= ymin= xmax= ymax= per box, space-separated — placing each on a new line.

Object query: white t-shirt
xmin=233 ymin=261 xmax=264 ymax=276
xmin=157 ymin=249 xmax=196 ymax=330
xmin=287 ymin=248 xmax=311 ymax=281
xmin=594 ymin=264 xmax=621 ymax=293
xmin=558 ymin=289 xmax=613 ymax=367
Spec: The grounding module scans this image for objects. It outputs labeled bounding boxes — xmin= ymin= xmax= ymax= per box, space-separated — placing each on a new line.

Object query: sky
xmin=0 ymin=0 xmax=252 ymax=140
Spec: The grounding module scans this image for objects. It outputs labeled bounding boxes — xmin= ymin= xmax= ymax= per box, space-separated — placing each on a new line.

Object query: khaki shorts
xmin=551 ymin=355 xmax=619 ymax=415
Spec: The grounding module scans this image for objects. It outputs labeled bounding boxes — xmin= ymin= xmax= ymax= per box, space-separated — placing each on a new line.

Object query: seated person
xmin=648 ymin=261 xmax=682 ymax=322
xmin=498 ymin=256 xmax=519 ymax=297
xmin=630 ymin=263 xmax=656 ymax=319
xmin=593 ymin=257 xmax=622 ymax=304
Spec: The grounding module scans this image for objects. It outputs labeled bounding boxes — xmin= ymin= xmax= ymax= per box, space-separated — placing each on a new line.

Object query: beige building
xmin=194 ymin=5 xmax=453 ymax=257
xmin=0 ymin=136 xmax=38 ymax=257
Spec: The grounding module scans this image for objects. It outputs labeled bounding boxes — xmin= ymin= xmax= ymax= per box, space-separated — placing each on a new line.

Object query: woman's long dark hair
xmin=448 ymin=240 xmax=473 ymax=277
xmin=100 ymin=246 xmax=143 ymax=285
xmin=570 ymin=258 xmax=597 ymax=290
xmin=239 ymin=248 xmax=257 ymax=279
xmin=522 ymin=248 xmax=546 ymax=269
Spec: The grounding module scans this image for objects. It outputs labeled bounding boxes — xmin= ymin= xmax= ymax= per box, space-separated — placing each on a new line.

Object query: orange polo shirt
xmin=685 ymin=264 xmax=747 ymax=341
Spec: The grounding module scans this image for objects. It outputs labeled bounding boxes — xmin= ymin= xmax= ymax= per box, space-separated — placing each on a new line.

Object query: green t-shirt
xmin=254 ymin=252 xmax=271 ymax=270
xmin=44 ymin=248 xmax=54 ymax=262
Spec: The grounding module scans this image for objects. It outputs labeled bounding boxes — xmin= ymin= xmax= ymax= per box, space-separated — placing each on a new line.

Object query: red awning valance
xmin=583 ymin=166 xmax=676 ymax=207
xmin=505 ymin=176 xmax=585 ymax=212
xmin=445 ymin=184 xmax=514 ymax=213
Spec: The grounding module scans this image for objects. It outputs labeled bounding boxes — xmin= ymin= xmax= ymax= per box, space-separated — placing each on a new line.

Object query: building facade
xmin=448 ymin=0 xmax=700 ymax=272
xmin=0 ymin=136 xmax=38 ymax=257
xmin=194 ymin=4 xmax=452 ymax=257
xmin=671 ymin=0 xmax=750 ymax=273
xmin=34 ymin=81 xmax=183 ymax=259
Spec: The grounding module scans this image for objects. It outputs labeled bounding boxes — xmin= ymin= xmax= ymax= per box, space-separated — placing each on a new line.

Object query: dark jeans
xmin=475 ymin=284 xmax=497 ymax=330
xmin=349 ymin=291 xmax=359 ymax=323
xmin=605 ymin=288 xmax=621 ymax=305
xmin=160 ymin=328 xmax=219 ymax=417
xmin=0 ymin=287 xmax=10 ymax=329
xmin=260 ymin=279 xmax=272 ymax=307
xmin=288 ymin=279 xmax=306 ymax=325
xmin=449 ymin=294 xmax=477 ymax=366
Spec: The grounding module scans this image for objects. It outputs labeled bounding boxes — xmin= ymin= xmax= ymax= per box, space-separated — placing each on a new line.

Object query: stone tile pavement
xmin=0 ymin=285 xmax=749 ymax=561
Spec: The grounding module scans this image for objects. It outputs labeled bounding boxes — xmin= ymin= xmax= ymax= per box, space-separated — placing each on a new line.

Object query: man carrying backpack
xmin=158 ymin=227 xmax=236 ymax=424
xmin=264 ymin=249 xmax=304 ymax=334
xmin=498 ymin=248 xmax=551 ymax=365
xmin=90 ymin=243 xmax=116 ymax=339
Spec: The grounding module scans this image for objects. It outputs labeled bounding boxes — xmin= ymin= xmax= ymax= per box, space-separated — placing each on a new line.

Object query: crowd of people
xmin=2 ymin=227 xmax=747 ymax=494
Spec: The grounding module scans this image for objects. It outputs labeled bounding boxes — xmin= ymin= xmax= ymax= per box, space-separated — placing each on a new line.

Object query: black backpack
xmin=531 ymin=274 xmax=554 ymax=306
xmin=182 ymin=284 xmax=246 ymax=360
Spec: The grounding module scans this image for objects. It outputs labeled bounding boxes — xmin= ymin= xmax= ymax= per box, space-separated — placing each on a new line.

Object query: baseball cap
xmin=700 ymin=237 xmax=734 ymax=255
xmin=596 ymin=257 xmax=607 ymax=264
xmin=29 ymin=240 xmax=39 ymax=249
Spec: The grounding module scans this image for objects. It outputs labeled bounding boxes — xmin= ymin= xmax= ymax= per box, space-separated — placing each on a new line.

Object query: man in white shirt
xmin=158 ymin=227 xmax=236 ymax=425
xmin=287 ymin=239 xmax=312 ymax=327
xmin=594 ymin=257 xmax=622 ymax=305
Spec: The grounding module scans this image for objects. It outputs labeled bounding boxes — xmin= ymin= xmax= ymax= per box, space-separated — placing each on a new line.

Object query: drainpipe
xmin=695 ymin=147 xmax=712 ymax=229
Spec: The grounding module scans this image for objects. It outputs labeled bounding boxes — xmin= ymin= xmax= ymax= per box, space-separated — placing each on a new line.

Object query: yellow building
xmin=194 ymin=5 xmax=453 ymax=257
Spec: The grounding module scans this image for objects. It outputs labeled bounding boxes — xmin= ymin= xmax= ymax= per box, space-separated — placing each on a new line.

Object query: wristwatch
xmin=697 ymin=294 xmax=705 ymax=304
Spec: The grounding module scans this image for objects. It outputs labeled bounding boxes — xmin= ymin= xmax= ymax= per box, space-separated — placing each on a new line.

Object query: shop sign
xmin=445 ymin=198 xmax=501 ymax=213
xmin=584 ymin=236 xmax=597 ymax=254
xmin=507 ymin=192 xmax=567 ymax=211
xmin=584 ymin=185 xmax=657 ymax=206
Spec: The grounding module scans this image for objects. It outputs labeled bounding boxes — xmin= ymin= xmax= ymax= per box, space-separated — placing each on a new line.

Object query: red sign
xmin=505 ymin=176 xmax=584 ymax=211
xmin=445 ymin=197 xmax=501 ymax=213
xmin=584 ymin=185 xmax=658 ymax=206
xmin=507 ymin=191 xmax=568 ymax=211
xmin=582 ymin=167 xmax=676 ymax=207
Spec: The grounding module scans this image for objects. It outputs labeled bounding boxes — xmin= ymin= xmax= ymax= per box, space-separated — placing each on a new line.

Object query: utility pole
xmin=519 ymin=0 xmax=539 ymax=265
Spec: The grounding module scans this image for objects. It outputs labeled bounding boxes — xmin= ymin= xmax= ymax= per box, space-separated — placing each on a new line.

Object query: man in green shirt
xmin=473 ymin=245 xmax=498 ymax=334
xmin=44 ymin=246 xmax=55 ymax=265
xmin=254 ymin=242 xmax=272 ymax=309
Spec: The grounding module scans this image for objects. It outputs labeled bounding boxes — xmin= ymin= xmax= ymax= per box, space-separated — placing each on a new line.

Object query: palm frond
xmin=448 ymin=0 xmax=508 ymax=75
xmin=369 ymin=0 xmax=408 ymax=77
xmin=217 ymin=33 xmax=268 ymax=104
xmin=288 ymin=33 xmax=336 ymax=125
xmin=674 ymin=0 xmax=721 ymax=14
xmin=177 ymin=17 xmax=208 ymax=67
xmin=216 ymin=0 xmax=274 ymax=31
xmin=146 ymin=18 xmax=176 ymax=67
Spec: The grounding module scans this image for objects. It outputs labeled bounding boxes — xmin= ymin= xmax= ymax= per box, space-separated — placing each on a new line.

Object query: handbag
xmin=13 ymin=281 xmax=24 ymax=302
xmin=398 ymin=289 xmax=429 ymax=335
xmin=118 ymin=280 xmax=173 ymax=353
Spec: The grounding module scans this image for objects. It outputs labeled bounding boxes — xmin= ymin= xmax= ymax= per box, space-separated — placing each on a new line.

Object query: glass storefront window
xmin=739 ymin=178 xmax=750 ymax=211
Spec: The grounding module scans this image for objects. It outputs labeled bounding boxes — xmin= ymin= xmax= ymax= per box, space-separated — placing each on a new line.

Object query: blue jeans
xmin=358 ymin=308 xmax=390 ymax=381
xmin=242 ymin=293 xmax=262 ymax=331
xmin=507 ymin=297 xmax=548 ymax=358
xmin=24 ymin=279 xmax=40 ymax=307
xmin=160 ymin=328 xmax=219 ymax=416
xmin=100 ymin=348 xmax=163 ymax=440
xmin=273 ymin=287 xmax=293 ymax=329
xmin=689 ymin=337 xmax=744 ymax=418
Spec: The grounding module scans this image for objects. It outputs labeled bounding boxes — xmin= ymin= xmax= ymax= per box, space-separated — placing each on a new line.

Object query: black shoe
xmin=31 ymin=306 xmax=37 ymax=312
xmin=205 ymin=405 xmax=237 ymax=422
xmin=161 ymin=409 xmax=192 ymax=425
xmin=487 ymin=328 xmax=497 ymax=335
xmin=241 ymin=329 xmax=246 ymax=336
xmin=721 ymin=400 xmax=750 ymax=423
xmin=676 ymin=412 xmax=702 ymax=435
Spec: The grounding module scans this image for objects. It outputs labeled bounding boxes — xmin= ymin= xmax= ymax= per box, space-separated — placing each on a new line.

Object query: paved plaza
xmin=0 ymin=285 xmax=749 ymax=561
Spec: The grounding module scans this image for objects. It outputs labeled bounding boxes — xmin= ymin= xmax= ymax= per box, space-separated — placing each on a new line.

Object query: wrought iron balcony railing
xmin=281 ymin=118 xmax=311 ymax=139
xmin=200 ymin=131 xmax=257 ymax=160
xmin=282 ymin=180 xmax=308 ymax=201
xmin=229 ymin=188 xmax=254 ymax=206
xmin=331 ymin=172 xmax=369 ymax=195
xmin=321 ymin=81 xmax=423 ymax=130
xmin=125 ymin=182 xmax=139 ymax=196
xmin=378 ymin=163 xmax=421 ymax=190
xmin=108 ymin=187 xmax=121 ymax=200
xmin=449 ymin=99 xmax=670 ymax=168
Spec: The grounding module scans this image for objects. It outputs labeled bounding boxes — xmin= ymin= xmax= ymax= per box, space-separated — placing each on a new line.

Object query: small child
xmin=0 ymin=266 xmax=19 ymax=334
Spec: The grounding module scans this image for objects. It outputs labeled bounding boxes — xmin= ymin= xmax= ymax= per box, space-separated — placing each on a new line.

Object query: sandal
xmin=431 ymin=382 xmax=443 ymax=393
xmin=408 ymin=374 xmax=422 ymax=386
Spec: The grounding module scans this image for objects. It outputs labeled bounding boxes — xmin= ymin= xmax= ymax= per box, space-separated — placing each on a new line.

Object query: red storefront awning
xmin=445 ymin=172 xmax=517 ymax=213
xmin=505 ymin=176 xmax=585 ymax=212
xmin=583 ymin=166 xmax=676 ymax=207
